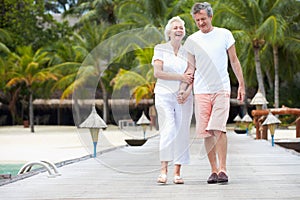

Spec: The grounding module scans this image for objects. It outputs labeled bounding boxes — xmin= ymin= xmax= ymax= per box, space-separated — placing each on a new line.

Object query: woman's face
xmin=169 ymin=21 xmax=185 ymax=42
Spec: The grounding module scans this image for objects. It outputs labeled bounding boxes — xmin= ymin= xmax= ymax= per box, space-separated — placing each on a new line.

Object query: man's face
xmin=193 ymin=10 xmax=213 ymax=33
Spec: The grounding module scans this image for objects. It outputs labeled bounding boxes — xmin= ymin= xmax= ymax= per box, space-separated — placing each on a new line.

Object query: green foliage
xmin=213 ymin=0 xmax=300 ymax=108
xmin=0 ymin=0 xmax=299 ymax=125
xmin=235 ymin=122 xmax=253 ymax=130
xmin=0 ymin=0 xmax=73 ymax=50
xmin=278 ymin=114 xmax=297 ymax=127
xmin=112 ymin=67 xmax=155 ymax=104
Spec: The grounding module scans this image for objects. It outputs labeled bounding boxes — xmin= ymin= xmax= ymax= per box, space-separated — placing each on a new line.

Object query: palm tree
xmin=65 ymin=0 xmax=119 ymax=26
xmin=256 ymin=0 xmax=299 ymax=108
xmin=112 ymin=48 xmax=156 ymax=104
xmin=60 ymin=0 xmax=196 ymax=124
xmin=50 ymin=22 xmax=114 ymax=124
xmin=0 ymin=29 xmax=19 ymax=125
xmin=73 ymin=22 xmax=113 ymax=123
xmin=45 ymin=40 xmax=85 ymax=126
xmin=109 ymin=0 xmax=194 ymax=105
xmin=6 ymin=46 xmax=57 ymax=132
xmin=0 ymin=55 xmax=20 ymax=125
xmin=116 ymin=0 xmax=193 ymax=29
xmin=214 ymin=0 xmax=300 ymax=108
xmin=213 ymin=0 xmax=269 ymax=98
xmin=48 ymin=41 xmax=86 ymax=99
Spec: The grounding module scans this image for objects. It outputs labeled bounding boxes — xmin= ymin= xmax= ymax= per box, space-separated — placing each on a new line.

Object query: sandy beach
xmin=0 ymin=124 xmax=297 ymax=165
xmin=0 ymin=125 xmax=158 ymax=164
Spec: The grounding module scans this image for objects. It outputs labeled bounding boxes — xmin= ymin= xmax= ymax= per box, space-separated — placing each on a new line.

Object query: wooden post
xmin=296 ymin=117 xmax=300 ymax=138
xmin=257 ymin=116 xmax=268 ymax=140
xmin=261 ymin=125 xmax=268 ymax=140
xmin=254 ymin=116 xmax=260 ymax=139
xmin=252 ymin=107 xmax=300 ymax=139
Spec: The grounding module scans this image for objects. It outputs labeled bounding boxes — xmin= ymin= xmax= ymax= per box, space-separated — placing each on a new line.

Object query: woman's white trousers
xmin=155 ymin=93 xmax=193 ymax=164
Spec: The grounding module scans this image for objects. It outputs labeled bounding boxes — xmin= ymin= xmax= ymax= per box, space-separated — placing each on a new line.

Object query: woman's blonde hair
xmin=164 ymin=16 xmax=185 ymax=41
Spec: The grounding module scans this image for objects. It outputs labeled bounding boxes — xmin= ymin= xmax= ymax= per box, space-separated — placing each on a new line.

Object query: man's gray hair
xmin=191 ymin=2 xmax=213 ymax=17
xmin=164 ymin=16 xmax=186 ymax=41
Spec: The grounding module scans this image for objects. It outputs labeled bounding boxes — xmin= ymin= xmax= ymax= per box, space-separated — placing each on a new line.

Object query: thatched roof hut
xmin=33 ymin=99 xmax=154 ymax=109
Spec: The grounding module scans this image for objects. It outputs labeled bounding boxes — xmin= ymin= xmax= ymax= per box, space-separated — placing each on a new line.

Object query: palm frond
xmin=0 ymin=43 xmax=11 ymax=54
xmin=112 ymin=69 xmax=146 ymax=91
xmin=257 ymin=15 xmax=287 ymax=45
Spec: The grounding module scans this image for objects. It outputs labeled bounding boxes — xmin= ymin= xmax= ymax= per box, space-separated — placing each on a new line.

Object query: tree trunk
xmin=253 ymin=47 xmax=266 ymax=100
xmin=8 ymin=88 xmax=20 ymax=125
xmin=273 ymin=45 xmax=279 ymax=108
xmin=73 ymin=98 xmax=81 ymax=127
xmin=99 ymin=79 xmax=109 ymax=123
xmin=265 ymin=67 xmax=273 ymax=91
xmin=29 ymin=90 xmax=34 ymax=133
xmin=242 ymin=85 xmax=249 ymax=115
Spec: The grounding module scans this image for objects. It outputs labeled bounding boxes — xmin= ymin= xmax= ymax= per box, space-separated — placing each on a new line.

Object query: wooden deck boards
xmin=1 ymin=129 xmax=300 ymax=200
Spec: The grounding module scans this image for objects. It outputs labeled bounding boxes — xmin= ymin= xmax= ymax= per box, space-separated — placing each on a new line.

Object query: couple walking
xmin=152 ymin=2 xmax=245 ymax=184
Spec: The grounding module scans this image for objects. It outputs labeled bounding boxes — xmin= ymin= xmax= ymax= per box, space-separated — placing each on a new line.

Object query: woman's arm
xmin=153 ymin=59 xmax=193 ymax=84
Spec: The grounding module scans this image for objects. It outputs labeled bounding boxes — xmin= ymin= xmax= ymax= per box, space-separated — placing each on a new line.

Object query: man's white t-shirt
xmin=184 ymin=27 xmax=235 ymax=94
xmin=152 ymin=42 xmax=188 ymax=94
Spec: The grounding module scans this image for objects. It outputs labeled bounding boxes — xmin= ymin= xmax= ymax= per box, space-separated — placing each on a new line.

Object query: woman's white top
xmin=152 ymin=42 xmax=188 ymax=94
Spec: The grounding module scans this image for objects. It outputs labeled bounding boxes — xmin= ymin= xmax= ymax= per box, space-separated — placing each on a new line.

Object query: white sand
xmin=0 ymin=125 xmax=296 ymax=164
xmin=0 ymin=125 xmax=158 ymax=164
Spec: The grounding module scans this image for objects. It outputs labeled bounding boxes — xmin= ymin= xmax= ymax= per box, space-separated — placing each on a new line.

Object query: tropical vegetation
xmin=0 ymin=0 xmax=299 ymax=132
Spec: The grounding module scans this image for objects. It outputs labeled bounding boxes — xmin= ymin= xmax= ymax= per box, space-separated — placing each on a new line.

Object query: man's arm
xmin=228 ymin=44 xmax=245 ymax=102
xmin=177 ymin=52 xmax=196 ymax=104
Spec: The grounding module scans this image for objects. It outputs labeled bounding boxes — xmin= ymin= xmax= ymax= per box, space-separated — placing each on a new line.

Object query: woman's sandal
xmin=157 ymin=174 xmax=167 ymax=184
xmin=173 ymin=175 xmax=184 ymax=184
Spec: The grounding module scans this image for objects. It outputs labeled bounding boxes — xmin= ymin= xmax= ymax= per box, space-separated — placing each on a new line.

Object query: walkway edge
xmin=0 ymin=144 xmax=127 ymax=187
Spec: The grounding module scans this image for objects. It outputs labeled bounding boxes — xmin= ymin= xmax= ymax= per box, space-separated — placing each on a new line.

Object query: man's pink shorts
xmin=194 ymin=91 xmax=230 ymax=138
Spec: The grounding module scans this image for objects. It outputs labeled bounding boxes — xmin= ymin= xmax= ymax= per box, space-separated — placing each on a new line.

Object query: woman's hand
xmin=177 ymin=90 xmax=190 ymax=104
xmin=177 ymin=91 xmax=184 ymax=104
xmin=181 ymin=72 xmax=193 ymax=84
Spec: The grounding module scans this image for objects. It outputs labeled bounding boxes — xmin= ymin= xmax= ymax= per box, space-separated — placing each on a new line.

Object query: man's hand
xmin=237 ymin=85 xmax=245 ymax=103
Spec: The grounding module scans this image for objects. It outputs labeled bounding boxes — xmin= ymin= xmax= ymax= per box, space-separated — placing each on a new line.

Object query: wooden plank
xmin=0 ymin=127 xmax=300 ymax=200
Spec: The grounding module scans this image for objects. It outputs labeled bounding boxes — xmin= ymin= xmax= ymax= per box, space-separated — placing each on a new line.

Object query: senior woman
xmin=152 ymin=16 xmax=193 ymax=184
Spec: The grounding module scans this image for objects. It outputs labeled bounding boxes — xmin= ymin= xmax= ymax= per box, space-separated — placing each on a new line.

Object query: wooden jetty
xmin=0 ymin=129 xmax=300 ymax=200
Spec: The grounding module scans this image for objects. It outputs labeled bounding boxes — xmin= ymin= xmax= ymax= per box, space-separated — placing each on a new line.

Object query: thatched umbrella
xmin=241 ymin=113 xmax=252 ymax=123
xmin=79 ymin=106 xmax=107 ymax=157
xmin=233 ymin=114 xmax=242 ymax=123
xmin=250 ymin=90 xmax=269 ymax=110
xmin=241 ymin=113 xmax=253 ymax=135
xmin=233 ymin=114 xmax=242 ymax=128
xmin=136 ymin=111 xmax=150 ymax=139
xmin=262 ymin=112 xmax=281 ymax=146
